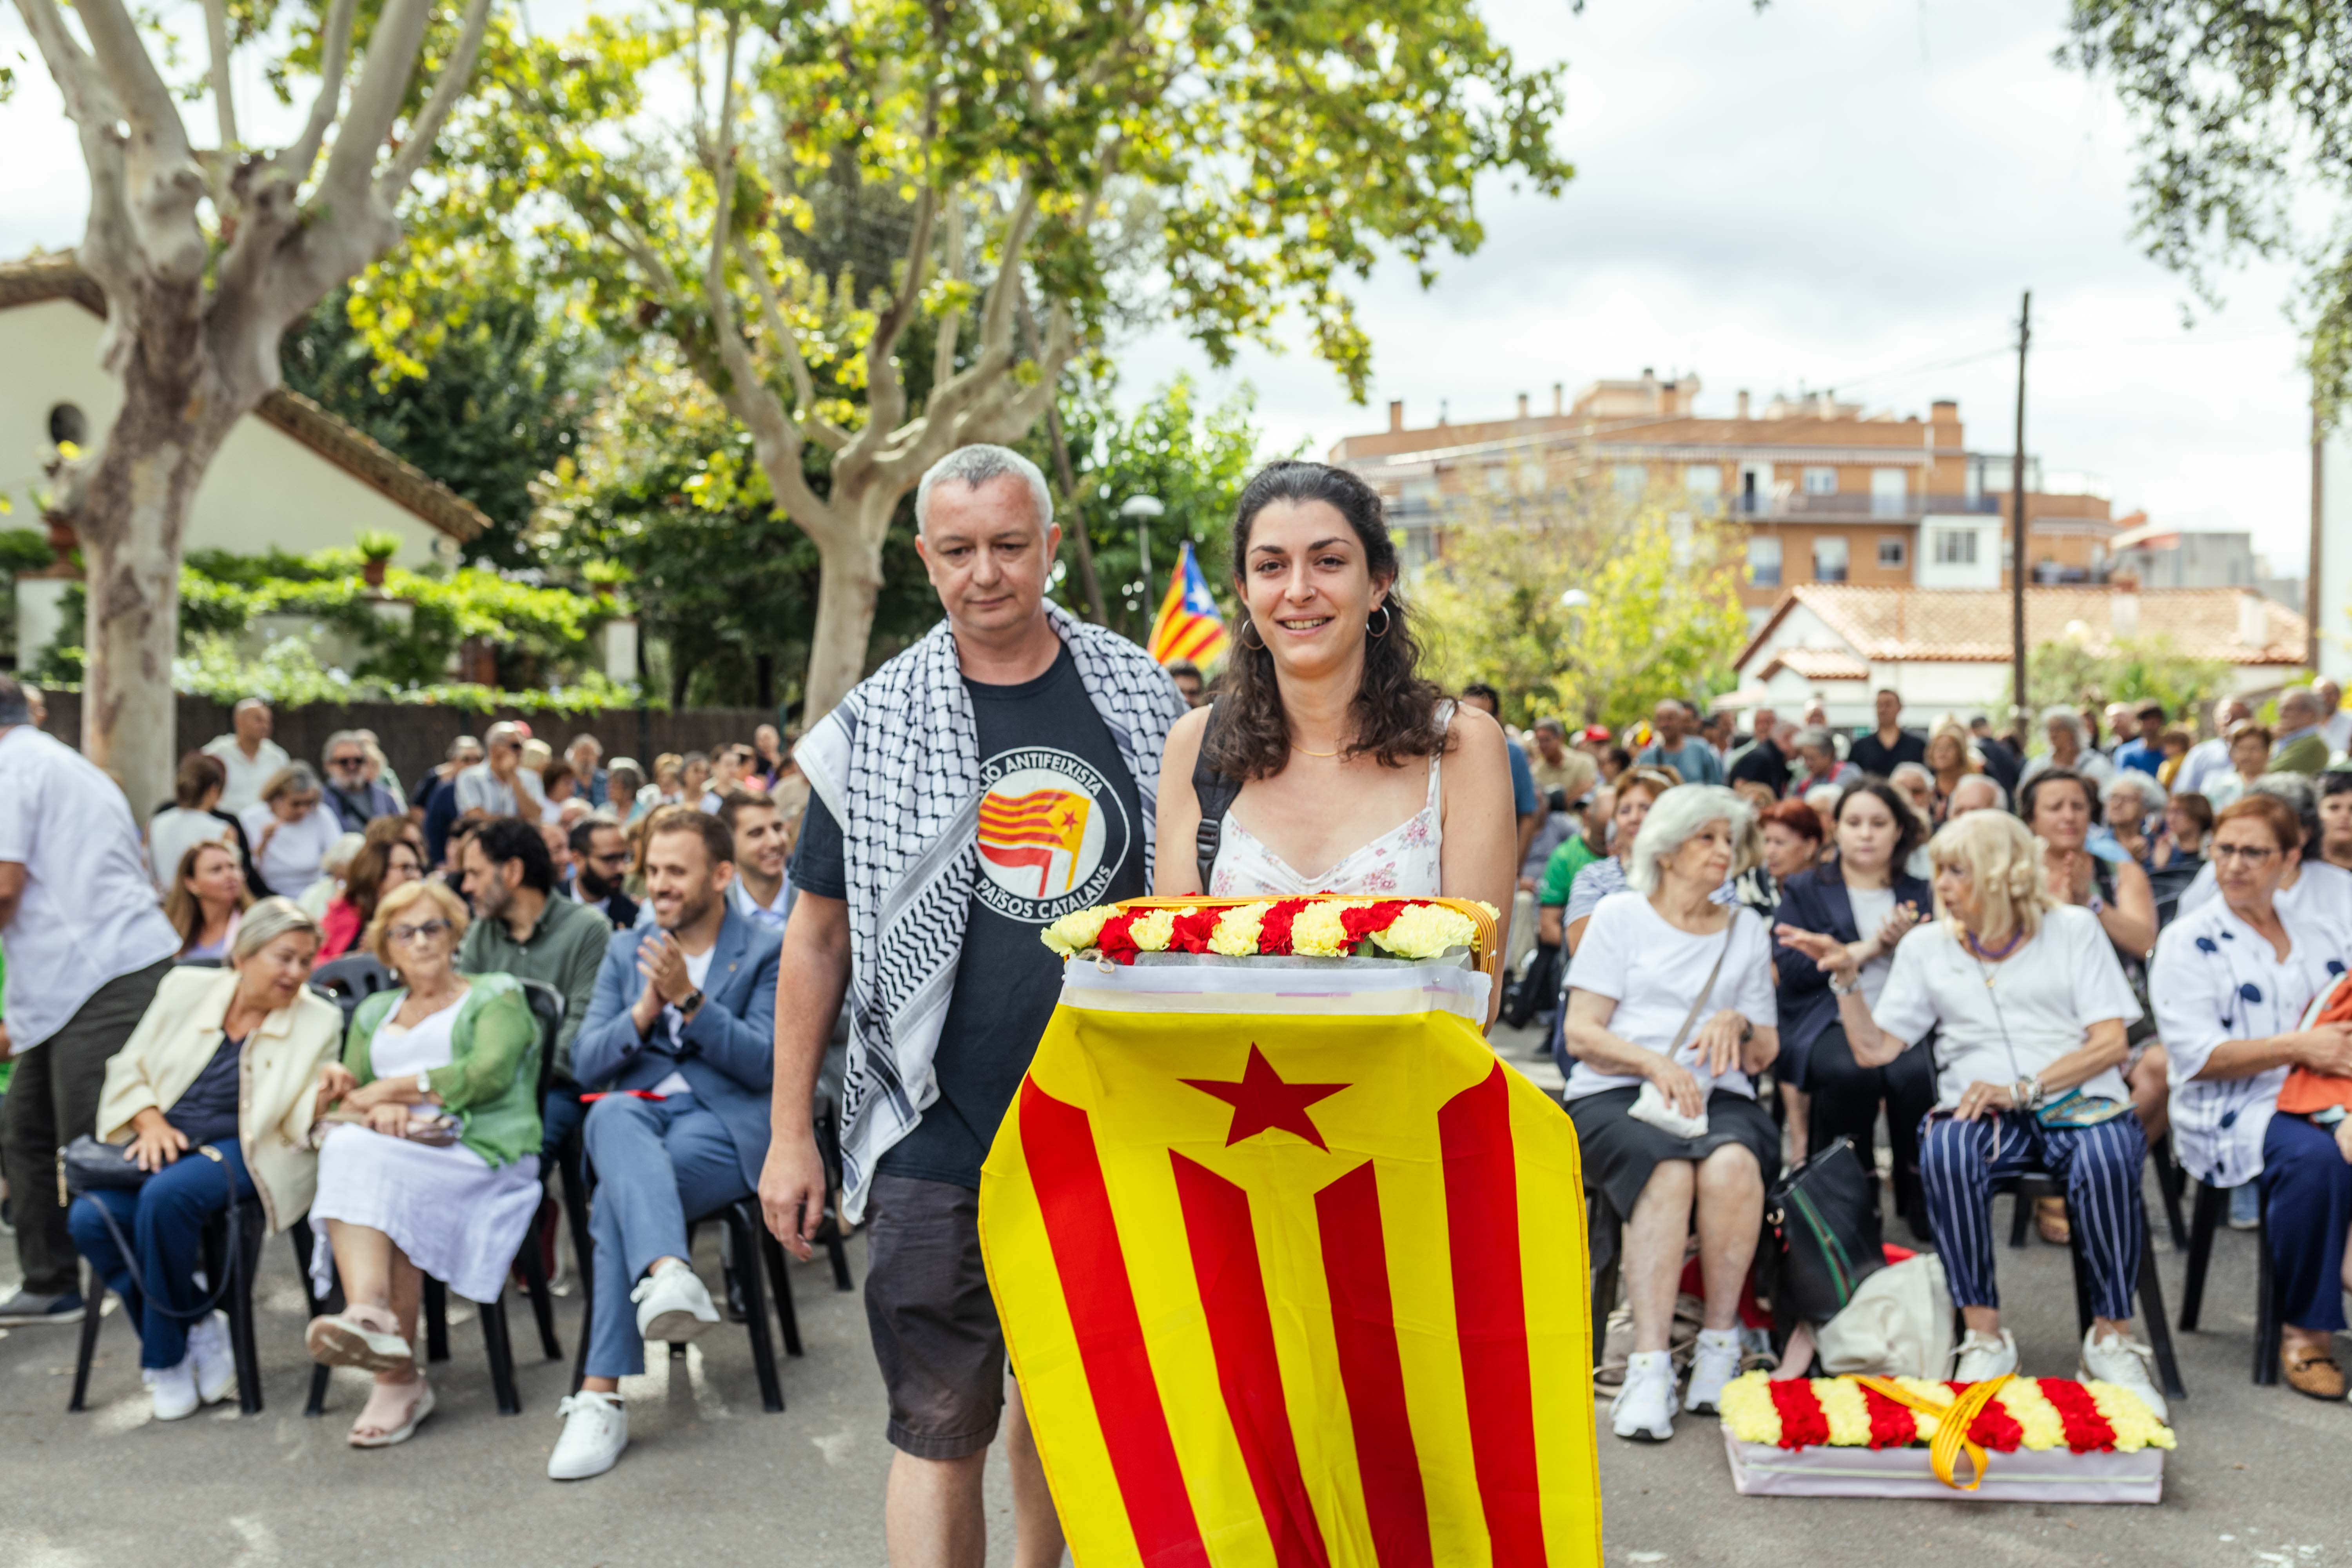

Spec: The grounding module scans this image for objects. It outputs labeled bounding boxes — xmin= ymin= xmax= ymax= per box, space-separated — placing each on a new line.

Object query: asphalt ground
xmin=0 ymin=1021 xmax=2343 ymax=1567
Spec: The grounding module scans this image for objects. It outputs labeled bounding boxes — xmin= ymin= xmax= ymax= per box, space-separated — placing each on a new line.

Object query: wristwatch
xmin=677 ymin=988 xmax=706 ymax=1021
xmin=1828 ymin=973 xmax=1860 ymax=997
xmin=415 ymin=1072 xmax=432 ymax=1097
xmin=2086 ymin=890 xmax=2107 ymax=915
xmin=2014 ymin=1074 xmax=2045 ymax=1112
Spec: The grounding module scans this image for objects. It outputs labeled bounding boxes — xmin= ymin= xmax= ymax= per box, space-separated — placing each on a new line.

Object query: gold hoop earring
xmin=1367 ymin=605 xmax=1391 ymax=640
xmin=1240 ymin=618 xmax=1266 ymax=651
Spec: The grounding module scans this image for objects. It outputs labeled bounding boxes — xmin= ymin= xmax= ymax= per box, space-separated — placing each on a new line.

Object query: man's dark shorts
xmin=863 ymin=1173 xmax=1004 ymax=1459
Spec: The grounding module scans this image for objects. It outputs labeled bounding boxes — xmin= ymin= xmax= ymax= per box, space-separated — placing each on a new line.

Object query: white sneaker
xmin=548 ymin=1392 xmax=628 ymax=1480
xmin=630 ymin=1259 xmax=719 ymax=1345
xmin=1685 ymin=1328 xmax=1744 ymax=1414
xmin=2080 ymin=1326 xmax=2169 ymax=1425
xmin=143 ymin=1357 xmax=200 ymax=1421
xmin=1612 ymin=1350 xmax=1679 ymax=1441
xmin=186 ymin=1312 xmax=235 ymax=1405
xmin=1955 ymin=1328 xmax=2019 ymax=1383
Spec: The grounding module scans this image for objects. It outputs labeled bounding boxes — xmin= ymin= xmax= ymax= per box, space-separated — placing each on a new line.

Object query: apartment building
xmin=1327 ymin=371 xmax=2118 ymax=623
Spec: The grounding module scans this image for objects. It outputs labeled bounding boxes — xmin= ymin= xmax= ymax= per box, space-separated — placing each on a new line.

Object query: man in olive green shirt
xmin=2268 ymin=688 xmax=2335 ymax=777
xmin=458 ymin=817 xmax=613 ymax=1154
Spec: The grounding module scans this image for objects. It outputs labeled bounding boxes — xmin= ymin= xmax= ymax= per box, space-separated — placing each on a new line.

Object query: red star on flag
xmin=1183 ymin=1044 xmax=1349 ymax=1151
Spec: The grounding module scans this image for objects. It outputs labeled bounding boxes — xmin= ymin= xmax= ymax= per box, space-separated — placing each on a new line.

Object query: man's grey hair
xmin=1889 ymin=761 xmax=1935 ymax=791
xmin=568 ymin=733 xmax=603 ymax=758
xmin=322 ymin=730 xmax=366 ymax=765
xmin=913 ymin=444 xmax=1053 ymax=537
xmin=2281 ymin=686 xmax=2322 ymax=721
xmin=448 ymin=733 xmax=483 ymax=760
xmin=1791 ymin=725 xmax=1835 ymax=756
xmin=234 ymin=696 xmax=271 ymax=716
xmin=2103 ymin=772 xmax=2166 ymax=815
xmin=1947 ymin=774 xmax=2007 ymax=813
xmin=1625 ymin=784 xmax=1757 ymax=894
xmin=484 ymin=720 xmax=525 ymax=748
xmin=2251 ymin=773 xmax=2322 ymax=848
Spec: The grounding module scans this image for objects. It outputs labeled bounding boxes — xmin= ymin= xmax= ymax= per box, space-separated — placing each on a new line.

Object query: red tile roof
xmin=1740 ymin=584 xmax=2307 ymax=669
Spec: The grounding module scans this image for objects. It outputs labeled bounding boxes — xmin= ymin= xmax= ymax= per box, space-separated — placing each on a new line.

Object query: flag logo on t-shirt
xmin=975 ymin=748 xmax=1131 ymax=922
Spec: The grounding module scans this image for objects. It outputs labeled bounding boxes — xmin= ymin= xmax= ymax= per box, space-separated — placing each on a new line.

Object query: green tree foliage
xmin=279 ymin=278 xmax=595 ymax=568
xmin=1024 ymin=374 xmax=1277 ymax=647
xmin=2027 ymin=633 xmax=2233 ymax=718
xmin=388 ymin=0 xmax=1571 ymax=716
xmin=2064 ymin=3 xmax=2352 ymax=422
xmin=1416 ymin=505 xmax=1750 ymax=730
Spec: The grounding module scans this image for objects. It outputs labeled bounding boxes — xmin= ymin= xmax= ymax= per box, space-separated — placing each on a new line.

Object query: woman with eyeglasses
xmin=320 ymin=818 xmax=427 ymax=960
xmin=2154 ymin=794 xmax=2352 ymax=1401
xmin=305 ymin=878 xmax=543 ymax=1448
xmin=239 ymin=764 xmax=342 ymax=900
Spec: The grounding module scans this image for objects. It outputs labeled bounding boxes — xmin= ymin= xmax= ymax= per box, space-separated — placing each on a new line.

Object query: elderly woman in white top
xmin=1777 ymin=809 xmax=2170 ymax=1419
xmin=69 ymin=900 xmax=342 ymax=1419
xmin=1563 ymin=784 xmax=1780 ymax=1442
xmin=2152 ymin=793 xmax=2352 ymax=1401
xmin=2020 ymin=704 xmax=2117 ymax=788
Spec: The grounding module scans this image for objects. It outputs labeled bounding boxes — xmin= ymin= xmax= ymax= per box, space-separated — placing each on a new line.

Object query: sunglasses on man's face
xmin=330 ymin=755 xmax=366 ymax=769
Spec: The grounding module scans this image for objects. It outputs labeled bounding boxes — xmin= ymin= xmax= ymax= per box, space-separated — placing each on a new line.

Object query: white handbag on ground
xmin=1815 ymin=1254 xmax=1955 ymax=1380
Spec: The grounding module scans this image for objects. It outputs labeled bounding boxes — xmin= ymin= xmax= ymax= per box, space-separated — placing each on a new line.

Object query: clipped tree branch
xmin=201 ymin=0 xmax=240 ymax=161
xmin=277 ymin=0 xmax=358 ymax=184
xmin=733 ymin=234 xmax=850 ymax=453
xmin=321 ymin=0 xmax=433 ymax=200
xmin=379 ymin=0 xmax=496 ymax=195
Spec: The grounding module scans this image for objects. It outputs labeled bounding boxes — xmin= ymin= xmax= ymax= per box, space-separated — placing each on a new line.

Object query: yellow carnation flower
xmin=1816 ymin=1378 xmax=1871 ymax=1446
xmin=1209 ymin=904 xmax=1271 ymax=956
xmin=1128 ymin=909 xmax=1178 ymax=953
xmin=1040 ymin=905 xmax=1117 ymax=957
xmin=1716 ymin=1371 xmax=1780 ymax=1445
xmin=1367 ymin=902 xmax=1477 ymax=958
xmin=2001 ymin=1379 xmax=2068 ymax=1452
xmin=1289 ymin=900 xmax=1357 ymax=957
xmin=2082 ymin=1380 xmax=2176 ymax=1451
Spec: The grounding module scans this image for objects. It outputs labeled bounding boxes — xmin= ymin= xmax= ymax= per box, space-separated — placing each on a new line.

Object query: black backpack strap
xmin=1191 ymin=701 xmax=1244 ymax=891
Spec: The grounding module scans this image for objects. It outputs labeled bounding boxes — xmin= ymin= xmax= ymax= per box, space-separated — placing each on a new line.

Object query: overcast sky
xmin=1116 ymin=0 xmax=2316 ymax=573
xmin=0 ymin=0 xmax=2318 ymax=569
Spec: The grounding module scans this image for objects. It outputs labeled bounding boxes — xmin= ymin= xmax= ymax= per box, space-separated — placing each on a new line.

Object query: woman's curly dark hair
xmin=1201 ymin=460 xmax=1452 ymax=782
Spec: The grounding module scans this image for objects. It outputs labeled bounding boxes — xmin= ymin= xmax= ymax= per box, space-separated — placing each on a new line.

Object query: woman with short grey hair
xmin=2023 ymin=704 xmax=2116 ymax=787
xmin=240 ymin=763 xmax=341 ymax=900
xmin=1563 ymin=783 xmax=1781 ymax=1442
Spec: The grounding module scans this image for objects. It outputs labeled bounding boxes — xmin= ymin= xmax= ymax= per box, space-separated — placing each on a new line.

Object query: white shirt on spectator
xmin=2153 ymin=896 xmax=2349 ymax=1189
xmin=200 ymin=733 xmax=290 ymax=814
xmin=1869 ymin=905 xmax=2141 ymax=1111
xmin=649 ymin=945 xmax=717 ymax=1096
xmin=238 ymin=799 xmax=341 ymax=900
xmin=147 ymin=805 xmax=236 ymax=897
xmin=2172 ymin=736 xmax=2234 ymax=802
xmin=1562 ymin=891 xmax=1776 ymax=1102
xmin=0 ymin=727 xmax=180 ymax=1049
xmin=2325 ymin=709 xmax=2352 ymax=759
xmin=453 ymin=761 xmax=549 ymax=819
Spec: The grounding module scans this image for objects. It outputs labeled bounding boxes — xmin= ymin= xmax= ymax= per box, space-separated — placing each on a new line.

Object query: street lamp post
xmin=1120 ymin=495 xmax=1165 ymax=603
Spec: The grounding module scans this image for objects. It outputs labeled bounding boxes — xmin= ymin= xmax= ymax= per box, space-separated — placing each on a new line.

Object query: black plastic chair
xmin=1999 ymin=1170 xmax=2185 ymax=1401
xmin=2178 ymin=1178 xmax=2284 ymax=1386
xmin=2009 ymin=1131 xmax=2190 ymax=1253
xmin=71 ymin=1209 xmax=325 ymax=1417
xmin=305 ymin=979 xmax=565 ymax=1417
xmin=811 ymin=1093 xmax=855 ymax=1293
xmin=1587 ymin=1187 xmax=1622 ymax=1373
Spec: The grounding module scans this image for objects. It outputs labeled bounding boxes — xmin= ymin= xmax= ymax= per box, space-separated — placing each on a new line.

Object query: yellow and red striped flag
xmin=1148 ymin=542 xmax=1232 ymax=668
xmin=980 ymin=898 xmax=1601 ymax=1567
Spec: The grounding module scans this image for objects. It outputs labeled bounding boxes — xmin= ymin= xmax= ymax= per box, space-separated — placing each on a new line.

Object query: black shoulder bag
xmin=58 ymin=1135 xmax=244 ymax=1321
xmin=1764 ymin=1136 xmax=1886 ymax=1326
xmin=1192 ymin=701 xmax=1245 ymax=891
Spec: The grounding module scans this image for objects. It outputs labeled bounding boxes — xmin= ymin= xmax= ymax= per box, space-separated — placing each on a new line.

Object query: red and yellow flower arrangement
xmin=1040 ymin=898 xmax=1492 ymax=964
xmin=1719 ymin=1371 xmax=2175 ymax=1457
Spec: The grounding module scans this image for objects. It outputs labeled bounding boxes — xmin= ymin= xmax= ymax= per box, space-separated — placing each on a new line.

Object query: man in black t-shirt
xmin=758 ymin=444 xmax=1183 ymax=1565
xmin=1848 ymin=687 xmax=1927 ymax=777
xmin=1728 ymin=719 xmax=1794 ymax=799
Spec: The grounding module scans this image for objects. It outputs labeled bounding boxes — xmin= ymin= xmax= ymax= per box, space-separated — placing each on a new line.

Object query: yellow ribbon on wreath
xmin=1853 ymin=1374 xmax=2015 ymax=1491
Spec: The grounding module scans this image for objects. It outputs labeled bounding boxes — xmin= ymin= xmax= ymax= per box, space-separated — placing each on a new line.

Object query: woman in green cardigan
xmin=305 ymin=878 xmax=543 ymax=1449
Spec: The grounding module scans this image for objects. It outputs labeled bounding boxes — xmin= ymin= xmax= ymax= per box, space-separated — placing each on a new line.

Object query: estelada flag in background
xmin=1148 ymin=542 xmax=1232 ymax=668
xmin=980 ymin=932 xmax=1600 ymax=1567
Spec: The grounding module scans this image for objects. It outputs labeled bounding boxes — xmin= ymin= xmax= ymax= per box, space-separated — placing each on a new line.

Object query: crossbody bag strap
xmin=82 ymin=1145 xmax=243 ymax=1322
xmin=1192 ymin=701 xmax=1244 ymax=891
xmin=1665 ymin=923 xmax=1738 ymax=1061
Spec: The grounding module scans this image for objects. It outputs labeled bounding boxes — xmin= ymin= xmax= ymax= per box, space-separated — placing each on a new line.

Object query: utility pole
xmin=2310 ymin=388 xmax=2324 ymax=672
xmin=2010 ymin=289 xmax=2031 ymax=742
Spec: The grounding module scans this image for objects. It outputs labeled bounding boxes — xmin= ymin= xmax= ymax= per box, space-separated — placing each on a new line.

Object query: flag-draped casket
xmin=980 ymin=897 xmax=1602 ymax=1567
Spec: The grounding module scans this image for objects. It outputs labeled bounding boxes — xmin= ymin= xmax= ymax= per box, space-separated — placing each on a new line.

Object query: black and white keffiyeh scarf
xmin=798 ymin=601 xmax=1186 ymax=1220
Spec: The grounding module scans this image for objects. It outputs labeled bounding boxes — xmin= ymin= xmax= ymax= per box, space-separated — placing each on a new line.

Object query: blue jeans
xmin=542 ymin=1084 xmax=587 ymax=1160
xmin=582 ymin=1094 xmax=750 ymax=1379
xmin=66 ymin=1140 xmax=254 ymax=1369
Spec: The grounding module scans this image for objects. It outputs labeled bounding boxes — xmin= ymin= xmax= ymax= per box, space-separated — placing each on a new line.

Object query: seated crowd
xmin=1528 ymin=680 xmax=2352 ymax=1442
xmin=0 ymin=685 xmax=807 ymax=1482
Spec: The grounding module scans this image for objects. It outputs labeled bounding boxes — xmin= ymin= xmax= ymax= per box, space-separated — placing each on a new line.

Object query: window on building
xmin=1934 ymin=529 xmax=1978 ymax=565
xmin=1877 ymin=536 xmax=1906 ymax=569
xmin=1612 ymin=464 xmax=1648 ymax=503
xmin=1516 ymin=460 xmax=1547 ymax=496
xmin=1748 ymin=535 xmax=1782 ymax=588
xmin=1683 ymin=465 xmax=1722 ymax=516
xmin=1870 ymin=467 xmax=1909 ymax=518
xmin=1485 ymin=463 xmax=1510 ymax=495
xmin=1401 ymin=479 xmax=1440 ymax=514
xmin=1802 ymin=466 xmax=1838 ymax=495
xmin=1813 ymin=535 xmax=1849 ymax=583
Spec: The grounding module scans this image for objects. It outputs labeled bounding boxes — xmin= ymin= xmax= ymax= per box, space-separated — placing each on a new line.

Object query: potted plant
xmin=356 ymin=529 xmax=401 ymax=587
xmin=580 ymin=558 xmax=632 ymax=599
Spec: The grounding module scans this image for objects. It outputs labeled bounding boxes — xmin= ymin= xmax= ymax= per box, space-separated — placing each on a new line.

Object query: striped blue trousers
xmin=1917 ymin=1110 xmax=2146 ymax=1320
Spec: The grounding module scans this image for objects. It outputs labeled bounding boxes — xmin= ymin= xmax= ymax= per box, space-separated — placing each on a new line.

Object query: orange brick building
xmin=1327 ymin=372 xmax=2116 ymax=622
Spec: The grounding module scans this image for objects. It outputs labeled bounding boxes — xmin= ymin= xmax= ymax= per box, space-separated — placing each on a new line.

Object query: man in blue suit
xmin=548 ymin=807 xmax=783 ymax=1481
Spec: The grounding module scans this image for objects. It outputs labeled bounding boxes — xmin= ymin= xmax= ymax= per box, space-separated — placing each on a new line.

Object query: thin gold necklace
xmin=1292 ymin=743 xmax=1339 ymax=758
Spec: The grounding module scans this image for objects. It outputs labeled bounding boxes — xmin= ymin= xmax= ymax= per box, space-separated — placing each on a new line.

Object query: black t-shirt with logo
xmin=789 ymin=647 xmax=1145 ymax=1189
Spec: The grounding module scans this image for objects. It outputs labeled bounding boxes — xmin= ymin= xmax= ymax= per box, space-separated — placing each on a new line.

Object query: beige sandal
xmin=349 ymin=1375 xmax=435 ymax=1448
xmin=2034 ymin=1196 xmax=2071 ymax=1246
xmin=307 ymin=1309 xmax=414 ymax=1374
